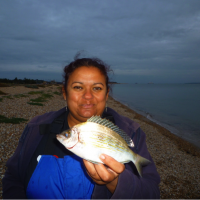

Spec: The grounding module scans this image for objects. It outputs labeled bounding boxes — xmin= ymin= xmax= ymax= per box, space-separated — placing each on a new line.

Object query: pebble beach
xmin=0 ymin=85 xmax=200 ymax=199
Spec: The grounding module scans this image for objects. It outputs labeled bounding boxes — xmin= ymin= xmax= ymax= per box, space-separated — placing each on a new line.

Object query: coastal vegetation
xmin=0 ymin=90 xmax=58 ymax=108
xmin=14 ymin=94 xmax=29 ymax=98
xmin=27 ymin=92 xmax=54 ymax=106
xmin=0 ymin=90 xmax=7 ymax=95
xmin=0 ymin=77 xmax=61 ymax=85
xmin=0 ymin=85 xmax=62 ymax=122
xmin=0 ymin=115 xmax=28 ymax=124
xmin=0 ymin=77 xmax=44 ymax=84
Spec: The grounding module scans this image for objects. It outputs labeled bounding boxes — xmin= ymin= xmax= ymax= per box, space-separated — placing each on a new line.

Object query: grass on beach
xmin=2 ymin=95 xmax=13 ymax=99
xmin=14 ymin=94 xmax=29 ymax=98
xmin=0 ymin=90 xmax=7 ymax=95
xmin=24 ymin=85 xmax=39 ymax=89
xmin=53 ymin=91 xmax=62 ymax=95
xmin=0 ymin=114 xmax=28 ymax=124
xmin=27 ymin=102 xmax=44 ymax=106
xmin=27 ymin=92 xmax=54 ymax=106
xmin=0 ymin=87 xmax=60 ymax=105
xmin=0 ymin=83 xmax=11 ymax=87
xmin=28 ymin=91 xmax=44 ymax=95
xmin=24 ymin=84 xmax=48 ymax=89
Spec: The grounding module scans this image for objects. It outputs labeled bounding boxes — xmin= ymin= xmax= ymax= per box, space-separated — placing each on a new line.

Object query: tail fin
xmin=134 ymin=154 xmax=151 ymax=177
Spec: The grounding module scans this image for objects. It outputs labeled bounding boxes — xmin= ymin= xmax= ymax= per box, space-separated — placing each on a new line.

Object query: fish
xmin=56 ymin=116 xmax=151 ymax=177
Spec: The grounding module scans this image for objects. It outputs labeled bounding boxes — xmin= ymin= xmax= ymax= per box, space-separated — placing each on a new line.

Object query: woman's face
xmin=63 ymin=66 xmax=109 ymax=127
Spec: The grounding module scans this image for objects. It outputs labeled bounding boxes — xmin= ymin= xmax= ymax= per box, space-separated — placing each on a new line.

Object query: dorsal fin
xmin=87 ymin=116 xmax=134 ymax=147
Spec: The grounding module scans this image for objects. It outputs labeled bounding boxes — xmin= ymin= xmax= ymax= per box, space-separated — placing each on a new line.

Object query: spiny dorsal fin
xmin=87 ymin=116 xmax=134 ymax=147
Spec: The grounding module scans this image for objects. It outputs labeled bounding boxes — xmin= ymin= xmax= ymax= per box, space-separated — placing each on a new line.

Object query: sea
xmin=110 ymin=83 xmax=200 ymax=149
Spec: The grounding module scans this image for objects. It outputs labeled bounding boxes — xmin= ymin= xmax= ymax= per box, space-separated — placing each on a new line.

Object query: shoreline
xmin=108 ymin=96 xmax=200 ymax=156
xmin=0 ymin=85 xmax=200 ymax=199
xmin=110 ymin=83 xmax=200 ymax=151
xmin=107 ymin=95 xmax=200 ymax=199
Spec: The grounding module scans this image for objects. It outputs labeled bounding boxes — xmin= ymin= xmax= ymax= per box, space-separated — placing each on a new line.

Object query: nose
xmin=83 ymin=88 xmax=93 ymax=99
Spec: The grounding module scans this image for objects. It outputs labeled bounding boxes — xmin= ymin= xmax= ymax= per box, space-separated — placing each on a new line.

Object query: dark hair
xmin=63 ymin=57 xmax=112 ymax=93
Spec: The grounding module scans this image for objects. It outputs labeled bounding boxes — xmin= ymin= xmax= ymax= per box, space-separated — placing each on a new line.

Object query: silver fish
xmin=56 ymin=116 xmax=151 ymax=177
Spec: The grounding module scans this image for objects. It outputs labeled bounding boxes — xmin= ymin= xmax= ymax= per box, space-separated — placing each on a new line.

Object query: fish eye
xmin=64 ymin=129 xmax=71 ymax=137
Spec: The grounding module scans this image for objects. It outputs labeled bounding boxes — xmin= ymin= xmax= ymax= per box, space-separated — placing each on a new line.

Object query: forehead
xmin=68 ymin=66 xmax=106 ymax=83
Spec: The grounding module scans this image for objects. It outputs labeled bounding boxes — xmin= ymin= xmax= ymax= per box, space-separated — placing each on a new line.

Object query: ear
xmin=62 ymin=85 xmax=67 ymax=100
xmin=106 ymin=88 xmax=109 ymax=101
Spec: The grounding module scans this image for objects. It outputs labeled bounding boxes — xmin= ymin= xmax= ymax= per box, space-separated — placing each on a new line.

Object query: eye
xmin=93 ymin=87 xmax=102 ymax=91
xmin=64 ymin=129 xmax=71 ymax=138
xmin=65 ymin=131 xmax=71 ymax=137
xmin=73 ymin=86 xmax=83 ymax=90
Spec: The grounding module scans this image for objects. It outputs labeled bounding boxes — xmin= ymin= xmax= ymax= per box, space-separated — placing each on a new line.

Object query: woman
xmin=2 ymin=57 xmax=160 ymax=199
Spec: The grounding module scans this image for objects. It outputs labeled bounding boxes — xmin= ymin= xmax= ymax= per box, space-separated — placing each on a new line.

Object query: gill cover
xmin=57 ymin=127 xmax=79 ymax=149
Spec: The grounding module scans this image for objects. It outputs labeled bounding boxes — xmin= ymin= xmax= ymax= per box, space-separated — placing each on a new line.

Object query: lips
xmin=81 ymin=104 xmax=94 ymax=109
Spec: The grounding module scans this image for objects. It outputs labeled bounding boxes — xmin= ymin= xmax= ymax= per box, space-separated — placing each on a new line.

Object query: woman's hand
xmin=83 ymin=154 xmax=125 ymax=194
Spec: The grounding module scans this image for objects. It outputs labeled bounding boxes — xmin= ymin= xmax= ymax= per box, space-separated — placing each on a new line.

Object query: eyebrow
xmin=71 ymin=82 xmax=104 ymax=86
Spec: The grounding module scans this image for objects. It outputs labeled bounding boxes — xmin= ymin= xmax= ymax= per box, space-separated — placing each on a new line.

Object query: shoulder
xmin=107 ymin=107 xmax=140 ymax=133
xmin=28 ymin=107 xmax=66 ymax=126
xmin=19 ymin=107 xmax=66 ymax=144
xmin=107 ymin=107 xmax=147 ymax=153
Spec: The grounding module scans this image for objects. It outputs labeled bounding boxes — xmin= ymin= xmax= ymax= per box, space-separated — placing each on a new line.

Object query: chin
xmin=80 ymin=111 xmax=97 ymax=119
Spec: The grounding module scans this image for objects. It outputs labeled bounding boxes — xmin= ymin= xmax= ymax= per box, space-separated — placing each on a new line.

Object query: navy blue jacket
xmin=2 ymin=107 xmax=160 ymax=199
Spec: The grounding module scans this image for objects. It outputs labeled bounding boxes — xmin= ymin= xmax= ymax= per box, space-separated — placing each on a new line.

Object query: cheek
xmin=95 ymin=94 xmax=107 ymax=109
xmin=96 ymin=92 xmax=108 ymax=101
xmin=66 ymin=91 xmax=80 ymax=106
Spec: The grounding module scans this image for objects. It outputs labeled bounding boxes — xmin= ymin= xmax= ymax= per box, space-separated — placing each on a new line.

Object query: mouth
xmin=56 ymin=134 xmax=66 ymax=142
xmin=81 ymin=104 xmax=94 ymax=109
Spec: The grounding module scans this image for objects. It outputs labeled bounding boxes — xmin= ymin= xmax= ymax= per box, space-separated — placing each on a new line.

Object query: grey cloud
xmin=38 ymin=66 xmax=47 ymax=69
xmin=0 ymin=0 xmax=200 ymax=83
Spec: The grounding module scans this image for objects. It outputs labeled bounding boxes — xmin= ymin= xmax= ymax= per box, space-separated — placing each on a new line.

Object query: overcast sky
xmin=0 ymin=0 xmax=200 ymax=83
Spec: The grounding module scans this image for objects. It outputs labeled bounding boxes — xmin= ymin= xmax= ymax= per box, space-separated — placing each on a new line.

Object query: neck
xmin=67 ymin=113 xmax=85 ymax=128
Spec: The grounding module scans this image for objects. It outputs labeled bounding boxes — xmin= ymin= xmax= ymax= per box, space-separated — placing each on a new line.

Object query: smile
xmin=81 ymin=104 xmax=94 ymax=108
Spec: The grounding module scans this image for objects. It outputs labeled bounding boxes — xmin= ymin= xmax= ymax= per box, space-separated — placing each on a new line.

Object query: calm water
xmin=111 ymin=83 xmax=200 ymax=148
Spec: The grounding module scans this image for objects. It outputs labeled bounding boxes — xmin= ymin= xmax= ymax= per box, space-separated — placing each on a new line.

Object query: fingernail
xmin=100 ymin=154 xmax=105 ymax=160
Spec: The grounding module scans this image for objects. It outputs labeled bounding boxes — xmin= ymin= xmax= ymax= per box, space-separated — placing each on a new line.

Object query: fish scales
xmin=56 ymin=116 xmax=151 ymax=177
xmin=78 ymin=123 xmax=128 ymax=153
xmin=87 ymin=132 xmax=127 ymax=153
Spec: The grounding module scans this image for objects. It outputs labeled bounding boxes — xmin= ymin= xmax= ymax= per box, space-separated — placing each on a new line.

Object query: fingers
xmin=83 ymin=156 xmax=125 ymax=194
xmin=83 ymin=159 xmax=102 ymax=181
xmin=83 ymin=155 xmax=125 ymax=183
xmin=94 ymin=161 xmax=117 ymax=182
xmin=83 ymin=159 xmax=117 ymax=184
xmin=99 ymin=154 xmax=125 ymax=174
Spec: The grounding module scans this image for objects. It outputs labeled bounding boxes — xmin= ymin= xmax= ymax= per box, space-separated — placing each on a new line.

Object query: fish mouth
xmin=56 ymin=134 xmax=67 ymax=144
xmin=56 ymin=134 xmax=65 ymax=140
